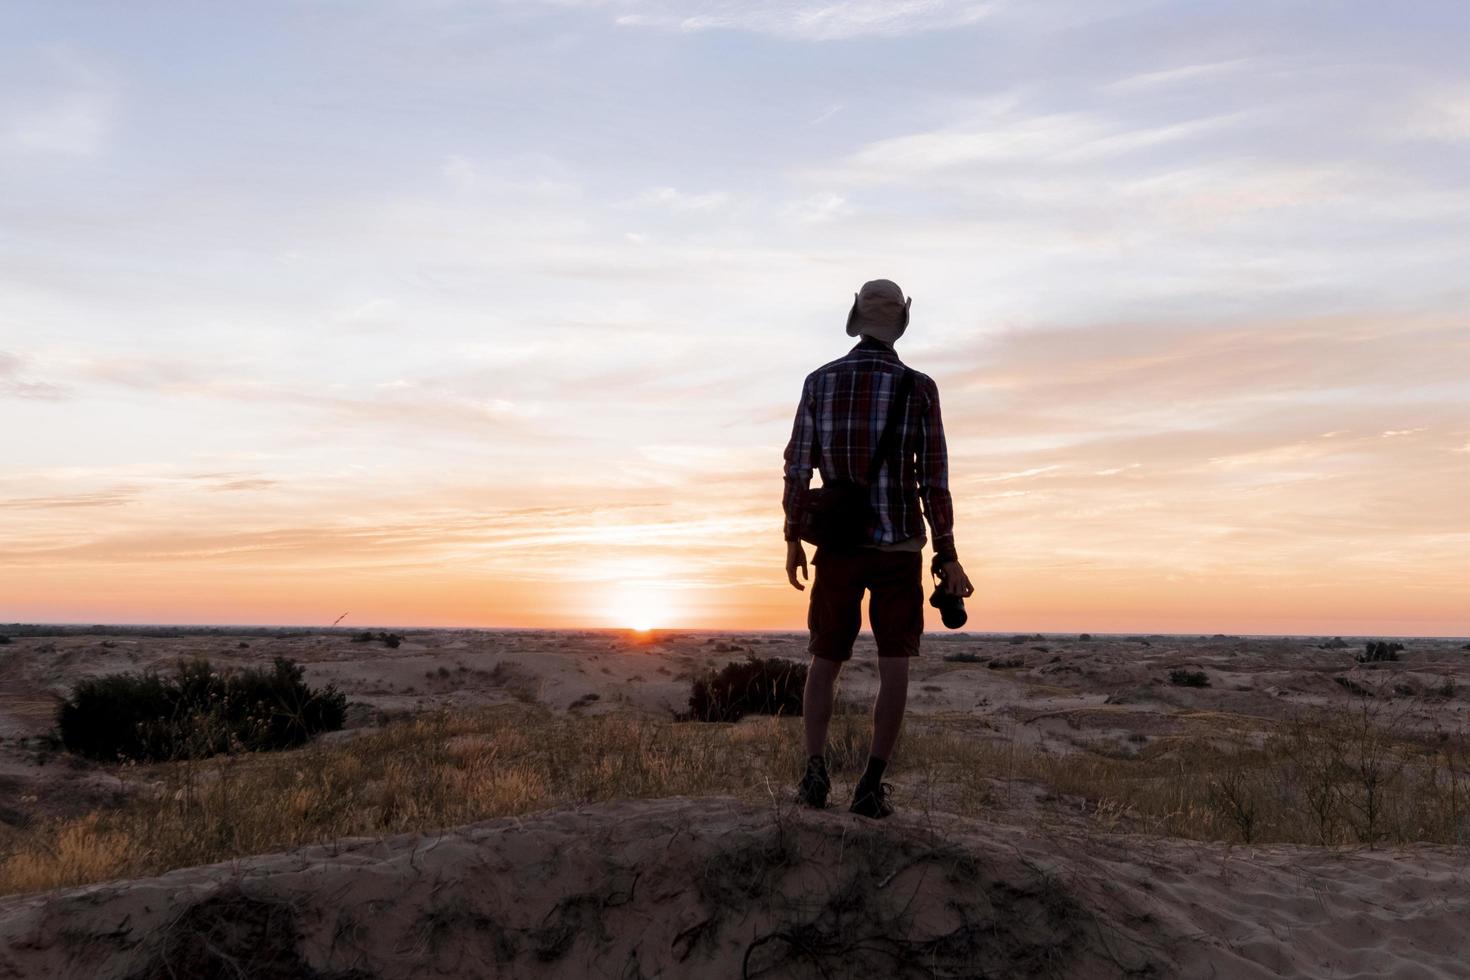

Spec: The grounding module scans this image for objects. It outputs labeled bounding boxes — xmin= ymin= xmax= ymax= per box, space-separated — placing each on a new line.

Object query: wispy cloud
xmin=1 ymin=43 xmax=115 ymax=156
xmin=0 ymin=488 xmax=140 ymax=509
xmin=611 ymin=0 xmax=1004 ymax=40
xmin=0 ymin=351 xmax=69 ymax=400
xmin=1390 ymin=83 xmax=1470 ymax=143
xmin=620 ymin=186 xmax=732 ymax=211
xmin=1100 ymin=58 xmax=1256 ymax=93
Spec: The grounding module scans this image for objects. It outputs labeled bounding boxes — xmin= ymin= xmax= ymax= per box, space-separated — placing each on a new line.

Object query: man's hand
xmin=786 ymin=541 xmax=809 ymax=591
xmin=938 ymin=559 xmax=974 ymax=598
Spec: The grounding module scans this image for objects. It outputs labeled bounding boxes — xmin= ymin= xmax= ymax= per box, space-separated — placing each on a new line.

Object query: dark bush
xmin=350 ymin=631 xmax=403 ymax=648
xmin=0 ymin=635 xmax=10 ymax=644
xmin=1358 ymin=641 xmax=1403 ymax=663
xmin=1169 ymin=669 xmax=1210 ymax=688
xmin=687 ymin=655 xmax=806 ymax=722
xmin=1077 ymin=633 xmax=1092 ymax=642
xmin=57 ymin=656 xmax=346 ymax=762
xmin=941 ymin=650 xmax=985 ymax=663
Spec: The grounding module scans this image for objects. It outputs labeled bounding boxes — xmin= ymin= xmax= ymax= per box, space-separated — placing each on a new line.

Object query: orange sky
xmin=6 ymin=310 xmax=1468 ymax=637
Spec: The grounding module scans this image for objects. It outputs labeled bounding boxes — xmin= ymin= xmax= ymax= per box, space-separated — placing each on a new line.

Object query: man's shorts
xmin=807 ymin=546 xmax=924 ymax=662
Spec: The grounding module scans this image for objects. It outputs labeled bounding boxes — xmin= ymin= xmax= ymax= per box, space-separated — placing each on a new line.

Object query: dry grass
xmin=1 ymin=695 xmax=1466 ymax=897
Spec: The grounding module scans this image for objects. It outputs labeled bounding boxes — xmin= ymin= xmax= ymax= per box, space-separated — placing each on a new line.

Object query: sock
xmin=859 ymin=755 xmax=887 ymax=787
xmin=806 ymin=754 xmax=828 ymax=775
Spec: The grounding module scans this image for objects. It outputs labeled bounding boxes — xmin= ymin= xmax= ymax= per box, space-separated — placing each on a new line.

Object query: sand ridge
xmin=2 ymin=796 xmax=1466 ymax=979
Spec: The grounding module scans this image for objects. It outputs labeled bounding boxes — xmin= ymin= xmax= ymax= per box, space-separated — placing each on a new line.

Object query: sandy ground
xmin=2 ymin=626 xmax=1467 ymax=825
xmin=1 ymin=625 xmax=1468 ymax=977
xmin=1 ymin=796 xmax=1467 ymax=979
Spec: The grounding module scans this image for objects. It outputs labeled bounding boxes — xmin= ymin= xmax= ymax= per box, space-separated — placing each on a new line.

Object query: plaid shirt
xmin=783 ymin=337 xmax=957 ymax=562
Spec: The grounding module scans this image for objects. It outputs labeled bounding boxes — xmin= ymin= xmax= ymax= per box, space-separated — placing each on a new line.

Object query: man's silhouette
xmin=782 ymin=278 xmax=973 ymax=819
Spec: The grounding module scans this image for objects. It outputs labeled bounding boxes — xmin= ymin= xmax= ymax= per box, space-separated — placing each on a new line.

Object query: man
xmin=782 ymin=278 xmax=973 ymax=819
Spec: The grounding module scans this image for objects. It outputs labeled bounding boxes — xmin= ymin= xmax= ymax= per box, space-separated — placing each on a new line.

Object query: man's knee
xmin=808 ymin=654 xmax=843 ymax=683
xmin=876 ymin=656 xmax=910 ymax=689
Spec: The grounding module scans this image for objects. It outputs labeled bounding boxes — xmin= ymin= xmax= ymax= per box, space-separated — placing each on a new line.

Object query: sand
xmin=1 ymin=796 xmax=1466 ymax=978
xmin=1 ymin=625 xmax=1468 ymax=977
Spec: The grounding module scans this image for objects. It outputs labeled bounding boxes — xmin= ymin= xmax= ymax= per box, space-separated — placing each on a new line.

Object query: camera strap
xmin=863 ymin=368 xmax=915 ymax=487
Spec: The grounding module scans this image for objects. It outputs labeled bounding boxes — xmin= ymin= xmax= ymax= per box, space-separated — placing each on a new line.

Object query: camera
xmin=929 ymin=567 xmax=967 ymax=629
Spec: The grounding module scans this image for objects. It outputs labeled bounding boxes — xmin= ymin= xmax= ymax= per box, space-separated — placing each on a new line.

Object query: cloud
xmin=611 ymin=0 xmax=1004 ymax=40
xmin=1099 ymin=59 xmax=1256 ymax=93
xmin=620 ymin=186 xmax=732 ymax=211
xmin=781 ymin=191 xmax=852 ymax=224
xmin=437 ymin=153 xmax=580 ymax=197
xmin=944 ymin=314 xmax=1470 ymax=409
xmin=74 ymin=354 xmax=541 ymax=434
xmin=1391 ymin=83 xmax=1470 ymax=143
xmin=0 ymin=351 xmax=70 ymax=400
xmin=0 ymin=488 xmax=140 ymax=509
xmin=207 ymin=478 xmax=280 ymax=492
xmin=1 ymin=44 xmax=115 ymax=156
xmin=817 ymin=102 xmax=1258 ymax=181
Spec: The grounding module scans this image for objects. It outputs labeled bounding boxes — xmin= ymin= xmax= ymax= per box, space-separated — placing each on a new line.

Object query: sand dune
xmin=2 ymin=796 xmax=1466 ymax=978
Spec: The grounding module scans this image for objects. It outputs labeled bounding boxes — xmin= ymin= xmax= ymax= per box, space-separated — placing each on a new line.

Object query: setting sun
xmin=610 ymin=588 xmax=674 ymax=633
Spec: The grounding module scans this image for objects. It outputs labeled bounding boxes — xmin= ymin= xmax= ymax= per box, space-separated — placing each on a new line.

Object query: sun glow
xmin=611 ymin=588 xmax=673 ymax=632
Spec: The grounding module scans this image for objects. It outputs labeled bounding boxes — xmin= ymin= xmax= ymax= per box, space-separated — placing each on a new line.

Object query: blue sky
xmin=3 ymin=1 xmax=1469 ymax=632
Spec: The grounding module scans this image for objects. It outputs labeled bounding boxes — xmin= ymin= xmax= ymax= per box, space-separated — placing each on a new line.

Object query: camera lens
xmin=929 ymin=584 xmax=967 ymax=630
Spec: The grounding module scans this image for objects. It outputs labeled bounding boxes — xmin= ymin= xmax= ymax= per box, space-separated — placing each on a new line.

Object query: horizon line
xmin=4 ymin=621 xmax=1468 ymax=642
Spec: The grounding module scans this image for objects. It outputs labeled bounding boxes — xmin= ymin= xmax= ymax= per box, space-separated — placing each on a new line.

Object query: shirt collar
xmin=850 ymin=335 xmax=902 ymax=360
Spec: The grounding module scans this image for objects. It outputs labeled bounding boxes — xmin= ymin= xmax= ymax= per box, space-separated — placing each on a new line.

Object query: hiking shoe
xmin=794 ymin=762 xmax=831 ymax=809
xmin=849 ymin=780 xmax=895 ymax=819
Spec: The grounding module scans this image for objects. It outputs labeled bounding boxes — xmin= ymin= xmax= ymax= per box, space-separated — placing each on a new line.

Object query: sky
xmin=2 ymin=0 xmax=1468 ymax=636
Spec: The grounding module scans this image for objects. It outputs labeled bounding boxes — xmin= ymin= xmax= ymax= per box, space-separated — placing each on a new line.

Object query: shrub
xmin=1169 ymin=669 xmax=1210 ymax=688
xmin=941 ymin=651 xmax=984 ymax=663
xmin=1077 ymin=633 xmax=1092 ymax=642
xmin=1358 ymin=641 xmax=1403 ymax=663
xmin=0 ymin=635 xmax=10 ymax=645
xmin=687 ymin=656 xmax=806 ymax=722
xmin=56 ymin=656 xmax=346 ymax=762
xmin=350 ymin=631 xmax=403 ymax=648
xmin=1334 ymin=676 xmax=1374 ymax=698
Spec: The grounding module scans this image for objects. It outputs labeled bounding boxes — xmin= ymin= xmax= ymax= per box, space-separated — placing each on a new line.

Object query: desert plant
xmin=56 ymin=656 xmax=346 ymax=762
xmin=1206 ymin=755 xmax=1260 ymax=843
xmin=1338 ymin=699 xmax=1410 ymax=843
xmin=1334 ymin=676 xmax=1374 ymax=697
xmin=1169 ymin=669 xmax=1210 ymax=688
xmin=687 ymin=656 xmax=806 ymax=722
xmin=941 ymin=651 xmax=984 ymax=663
xmin=350 ymin=631 xmax=403 ymax=648
xmin=1358 ymin=641 xmax=1404 ymax=663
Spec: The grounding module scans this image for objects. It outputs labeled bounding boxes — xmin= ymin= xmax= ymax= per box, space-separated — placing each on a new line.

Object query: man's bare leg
xmin=870 ymin=656 xmax=910 ymax=761
xmin=803 ymin=655 xmax=842 ymax=757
